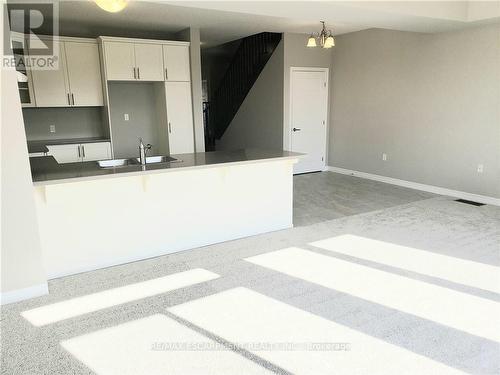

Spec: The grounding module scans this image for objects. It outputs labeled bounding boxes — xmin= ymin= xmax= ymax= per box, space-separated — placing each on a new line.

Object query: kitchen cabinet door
xmin=11 ymin=36 xmax=37 ymax=107
xmin=31 ymin=41 xmax=70 ymax=107
xmin=104 ymin=42 xmax=135 ymax=81
xmin=134 ymin=43 xmax=163 ymax=81
xmin=47 ymin=144 xmax=81 ymax=163
xmin=64 ymin=42 xmax=104 ymax=106
xmin=81 ymin=142 xmax=112 ymax=161
xmin=163 ymin=45 xmax=190 ymax=81
xmin=165 ymin=81 xmax=194 ymax=154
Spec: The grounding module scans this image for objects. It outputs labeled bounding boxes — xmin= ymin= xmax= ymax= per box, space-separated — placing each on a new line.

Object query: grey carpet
xmin=293 ymin=171 xmax=436 ymax=226
xmin=1 ymin=172 xmax=498 ymax=374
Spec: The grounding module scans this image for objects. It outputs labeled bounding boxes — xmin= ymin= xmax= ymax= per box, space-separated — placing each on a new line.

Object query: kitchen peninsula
xmin=32 ymin=150 xmax=300 ymax=278
xmin=17 ymin=31 xmax=301 ymax=280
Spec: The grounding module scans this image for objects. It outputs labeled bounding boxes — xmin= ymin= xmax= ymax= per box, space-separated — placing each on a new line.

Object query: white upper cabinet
xmin=134 ymin=43 xmax=164 ymax=81
xmin=31 ymin=38 xmax=103 ymax=107
xmin=101 ymin=38 xmax=190 ymax=83
xmin=163 ymin=45 xmax=190 ymax=82
xmin=104 ymin=41 xmax=135 ymax=81
xmin=31 ymin=40 xmax=70 ymax=107
xmin=64 ymin=42 xmax=104 ymax=106
xmin=165 ymin=81 xmax=194 ymax=154
xmin=10 ymin=32 xmax=37 ymax=107
xmin=103 ymin=40 xmax=164 ymax=81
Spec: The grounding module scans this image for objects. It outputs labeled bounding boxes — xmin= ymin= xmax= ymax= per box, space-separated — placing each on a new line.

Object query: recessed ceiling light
xmin=95 ymin=0 xmax=128 ymax=13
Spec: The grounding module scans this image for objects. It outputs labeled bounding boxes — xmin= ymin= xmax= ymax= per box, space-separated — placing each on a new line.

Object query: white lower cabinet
xmin=47 ymin=142 xmax=111 ymax=164
xmin=47 ymin=144 xmax=81 ymax=163
xmin=80 ymin=142 xmax=112 ymax=161
xmin=165 ymin=81 xmax=194 ymax=154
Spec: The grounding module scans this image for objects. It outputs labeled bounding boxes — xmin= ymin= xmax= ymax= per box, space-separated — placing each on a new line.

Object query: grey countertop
xmin=30 ymin=149 xmax=302 ymax=185
xmin=28 ymin=137 xmax=111 ymax=153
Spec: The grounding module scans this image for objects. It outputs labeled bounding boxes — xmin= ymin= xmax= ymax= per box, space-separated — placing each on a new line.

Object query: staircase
xmin=210 ymin=32 xmax=282 ymax=140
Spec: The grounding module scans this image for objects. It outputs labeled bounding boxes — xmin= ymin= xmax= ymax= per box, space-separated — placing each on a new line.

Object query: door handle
xmin=71 ymin=93 xmax=75 ymax=106
xmin=168 ymin=122 xmax=172 ymax=133
xmin=82 ymin=145 xmax=85 ymax=158
xmin=292 ymin=127 xmax=301 ymax=132
xmin=165 ymin=68 xmax=168 ymax=80
xmin=133 ymin=67 xmax=136 ymax=79
xmin=67 ymin=93 xmax=71 ymax=105
xmin=77 ymin=145 xmax=81 ymax=158
xmin=137 ymin=67 xmax=140 ymax=79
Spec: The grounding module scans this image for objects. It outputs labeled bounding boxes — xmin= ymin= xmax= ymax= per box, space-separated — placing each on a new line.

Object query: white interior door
xmin=64 ymin=41 xmax=104 ymax=106
xmin=165 ymin=81 xmax=195 ymax=155
xmin=290 ymin=68 xmax=328 ymax=174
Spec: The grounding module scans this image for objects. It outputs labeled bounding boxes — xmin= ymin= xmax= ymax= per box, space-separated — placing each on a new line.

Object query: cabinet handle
xmin=133 ymin=67 xmax=136 ymax=79
xmin=77 ymin=145 xmax=81 ymax=158
xmin=168 ymin=122 xmax=172 ymax=133
xmin=71 ymin=93 xmax=75 ymax=105
xmin=67 ymin=93 xmax=71 ymax=105
xmin=82 ymin=145 xmax=85 ymax=158
xmin=165 ymin=68 xmax=168 ymax=80
xmin=137 ymin=67 xmax=140 ymax=79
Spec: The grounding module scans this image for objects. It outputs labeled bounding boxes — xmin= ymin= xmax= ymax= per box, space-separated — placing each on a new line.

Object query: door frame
xmin=286 ymin=67 xmax=329 ymax=172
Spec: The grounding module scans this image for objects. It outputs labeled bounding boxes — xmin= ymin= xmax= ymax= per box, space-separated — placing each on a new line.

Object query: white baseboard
xmin=1 ymin=283 xmax=49 ymax=305
xmin=327 ymin=166 xmax=500 ymax=206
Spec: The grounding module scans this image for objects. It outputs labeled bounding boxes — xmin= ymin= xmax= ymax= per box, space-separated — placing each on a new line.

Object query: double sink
xmin=97 ymin=155 xmax=180 ymax=168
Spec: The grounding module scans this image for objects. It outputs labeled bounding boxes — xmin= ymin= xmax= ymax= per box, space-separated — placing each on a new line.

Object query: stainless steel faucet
xmin=139 ymin=138 xmax=152 ymax=165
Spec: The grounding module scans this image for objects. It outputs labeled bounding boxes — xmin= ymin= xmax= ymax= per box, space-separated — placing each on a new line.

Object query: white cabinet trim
xmin=99 ymin=36 xmax=189 ymax=47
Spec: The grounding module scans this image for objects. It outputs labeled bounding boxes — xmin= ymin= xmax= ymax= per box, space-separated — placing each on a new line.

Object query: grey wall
xmin=217 ymin=39 xmax=284 ymax=151
xmin=22 ymin=107 xmax=106 ymax=141
xmin=108 ymin=82 xmax=162 ymax=158
xmin=175 ymin=27 xmax=205 ymax=152
xmin=330 ymin=25 xmax=500 ymax=198
xmin=283 ymin=32 xmax=334 ymax=151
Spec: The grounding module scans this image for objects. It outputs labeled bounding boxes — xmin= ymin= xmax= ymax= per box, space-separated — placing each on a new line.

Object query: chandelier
xmin=307 ymin=21 xmax=335 ymax=49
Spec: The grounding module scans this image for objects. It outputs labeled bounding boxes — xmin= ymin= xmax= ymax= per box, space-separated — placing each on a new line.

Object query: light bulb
xmin=323 ymin=36 xmax=335 ymax=48
xmin=95 ymin=0 xmax=128 ymax=13
xmin=306 ymin=36 xmax=317 ymax=47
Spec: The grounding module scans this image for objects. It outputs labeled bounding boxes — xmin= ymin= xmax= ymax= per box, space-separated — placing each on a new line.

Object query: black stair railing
xmin=210 ymin=32 xmax=282 ymax=139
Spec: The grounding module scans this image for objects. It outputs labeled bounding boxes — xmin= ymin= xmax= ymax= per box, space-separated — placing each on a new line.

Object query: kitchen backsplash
xmin=22 ymin=107 xmax=108 ymax=141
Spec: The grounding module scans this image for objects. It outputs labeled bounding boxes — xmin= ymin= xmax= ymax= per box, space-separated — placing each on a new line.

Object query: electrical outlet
xmin=49 ymin=124 xmax=56 ymax=133
xmin=382 ymin=153 xmax=387 ymax=161
xmin=124 ymin=113 xmax=129 ymax=121
xmin=477 ymin=164 xmax=484 ymax=173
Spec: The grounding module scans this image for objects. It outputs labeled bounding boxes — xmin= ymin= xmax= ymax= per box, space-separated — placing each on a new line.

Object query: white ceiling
xmin=39 ymin=1 xmax=500 ymax=47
